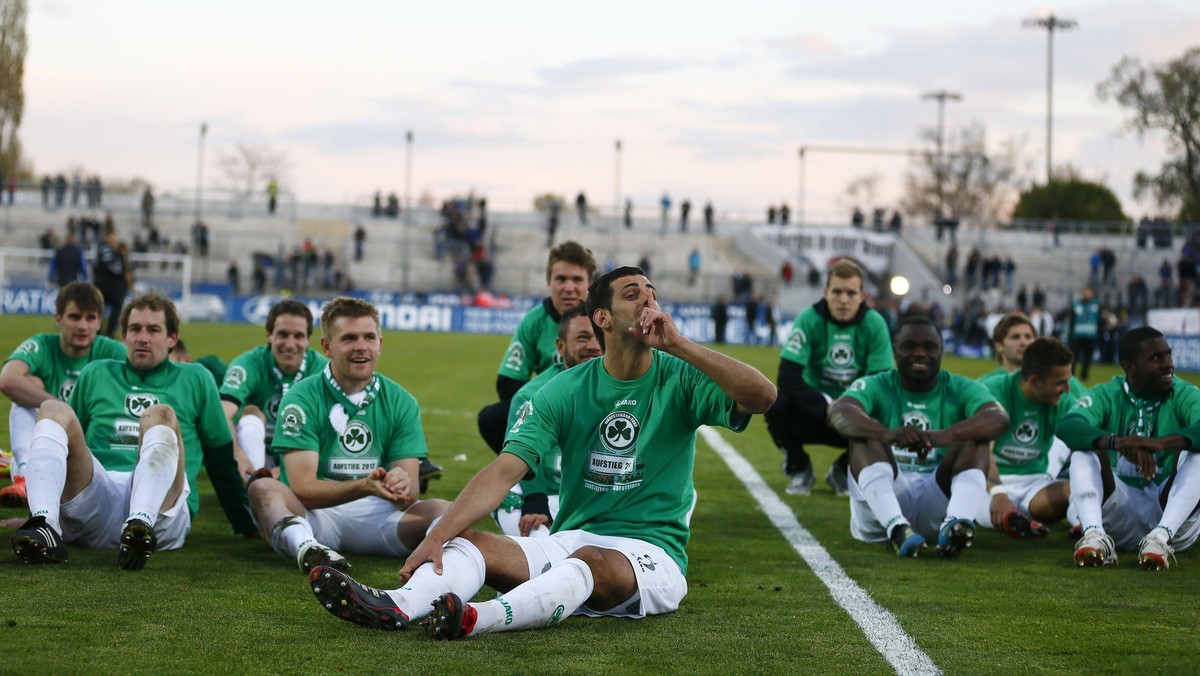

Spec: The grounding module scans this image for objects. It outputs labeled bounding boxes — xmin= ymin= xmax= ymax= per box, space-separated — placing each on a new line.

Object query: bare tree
xmin=217 ymin=143 xmax=289 ymax=198
xmin=0 ymin=0 xmax=27 ymax=175
xmin=840 ymin=173 xmax=881 ymax=214
xmin=901 ymin=122 xmax=1029 ymax=224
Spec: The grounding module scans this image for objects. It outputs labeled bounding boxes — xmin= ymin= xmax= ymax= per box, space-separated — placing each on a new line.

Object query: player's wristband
xmin=1106 ymin=434 xmax=1117 ymax=450
xmin=522 ymin=492 xmax=552 ymax=518
xmin=988 ymin=484 xmax=1009 ymax=497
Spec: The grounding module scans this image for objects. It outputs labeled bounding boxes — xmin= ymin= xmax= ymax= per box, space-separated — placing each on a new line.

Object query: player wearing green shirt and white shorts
xmin=493 ymin=305 xmax=604 ymax=538
xmin=830 ymin=317 xmax=1009 ymax=559
xmin=0 ymin=283 xmax=126 ymax=507
xmin=977 ymin=337 xmax=1077 ymax=537
xmin=219 ymin=299 xmax=328 ymax=480
xmin=1058 ymin=327 xmax=1200 ymax=570
xmin=11 ymin=291 xmax=253 ymax=570
xmin=247 ymin=297 xmax=449 ymax=573
xmin=309 ymin=266 xmax=776 ymax=639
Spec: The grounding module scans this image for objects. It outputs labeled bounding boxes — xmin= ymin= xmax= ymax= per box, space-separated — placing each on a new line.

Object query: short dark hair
xmin=267 ymin=299 xmax=315 ymax=336
xmin=1118 ymin=326 xmax=1165 ymax=365
xmin=558 ymin=304 xmax=590 ymax=342
xmin=56 ymin=281 xmax=104 ymax=316
xmin=547 ymin=241 xmax=597 ymax=283
xmin=320 ymin=296 xmax=380 ymax=339
xmin=895 ymin=315 xmax=939 ymax=341
xmin=1020 ymin=337 xmax=1073 ymax=381
xmin=120 ymin=289 xmax=180 ymax=337
xmin=992 ymin=313 xmax=1034 ymax=347
xmin=586 ymin=266 xmax=645 ymax=351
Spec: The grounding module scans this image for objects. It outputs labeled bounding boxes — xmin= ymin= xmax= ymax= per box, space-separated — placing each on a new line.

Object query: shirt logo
xmin=1013 ymin=420 xmax=1038 ymax=445
xmin=340 ymin=420 xmax=373 ymax=455
xmin=509 ymin=400 xmax=533 ymax=436
xmin=17 ymin=339 xmax=38 ymax=354
xmin=279 ymin=403 xmax=307 ymax=434
xmin=124 ymin=393 xmax=160 ymax=418
xmin=600 ymin=411 xmax=640 ymax=454
xmin=785 ymin=327 xmax=806 ymax=353
xmin=848 ymin=379 xmax=867 ymax=392
xmin=1075 ymin=396 xmax=1092 ymax=409
xmin=901 ymin=411 xmax=931 ymax=431
xmin=267 ymin=394 xmax=282 ymax=422
xmin=223 ymin=365 xmax=248 ymax=389
xmin=58 ymin=379 xmax=76 ymax=402
xmin=829 ymin=341 xmax=854 ymax=367
xmin=503 ymin=343 xmax=525 ymax=371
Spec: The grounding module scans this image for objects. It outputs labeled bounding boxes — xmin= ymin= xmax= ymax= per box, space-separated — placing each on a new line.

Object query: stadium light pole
xmin=614 ymin=138 xmax=622 ymax=228
xmin=1023 ymin=14 xmax=1077 ymax=184
xmin=404 ymin=129 xmax=414 ymax=226
xmin=921 ymin=90 xmax=962 ymax=216
xmin=195 ymin=122 xmax=207 ymax=223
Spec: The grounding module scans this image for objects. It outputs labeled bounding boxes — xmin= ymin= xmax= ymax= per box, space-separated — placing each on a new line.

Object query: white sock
xmin=472 ymin=557 xmax=594 ymax=636
xmin=859 ymin=462 xmax=907 ymax=535
xmin=392 ymin=537 xmax=487 ymax=620
xmin=25 ymin=419 xmax=69 ymax=532
xmin=1067 ymin=501 xmax=1080 ymax=528
xmin=1069 ymin=451 xmax=1105 ymax=534
xmin=945 ymin=468 xmax=987 ymax=524
xmin=9 ymin=404 xmax=37 ymax=478
xmin=276 ymin=516 xmax=316 ymax=559
xmin=127 ymin=425 xmax=179 ymax=528
xmin=236 ymin=416 xmax=268 ymax=470
xmin=1157 ymin=451 xmax=1200 ymax=539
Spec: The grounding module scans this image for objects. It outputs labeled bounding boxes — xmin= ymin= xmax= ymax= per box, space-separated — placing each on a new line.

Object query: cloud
xmin=767 ymin=33 xmax=844 ymax=60
xmin=536 ymin=57 xmax=690 ymax=89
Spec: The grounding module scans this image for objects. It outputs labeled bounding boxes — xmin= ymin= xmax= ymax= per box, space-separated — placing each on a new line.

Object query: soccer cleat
xmin=421 ymin=592 xmax=477 ymax=640
xmin=117 ymin=518 xmax=157 ymax=571
xmin=888 ymin=523 xmax=927 ymax=557
xmin=0 ymin=448 xmax=11 ymax=478
xmin=784 ymin=464 xmax=815 ymax=496
xmin=1067 ymin=523 xmax=1083 ymax=539
xmin=1073 ymin=528 xmax=1117 ymax=567
xmin=11 ymin=515 xmax=68 ymax=564
xmin=824 ymin=464 xmax=850 ymax=497
xmin=0 ymin=475 xmax=28 ymax=508
xmin=419 ymin=458 xmax=443 ymax=494
xmin=935 ymin=518 xmax=976 ymax=559
xmin=297 ymin=541 xmax=352 ymax=574
xmin=1000 ymin=511 xmax=1050 ymax=539
xmin=1137 ymin=530 xmax=1175 ymax=571
xmin=309 ymin=565 xmax=409 ymax=631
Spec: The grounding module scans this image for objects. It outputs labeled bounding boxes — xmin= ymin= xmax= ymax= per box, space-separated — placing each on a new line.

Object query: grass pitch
xmin=1 ymin=315 xmax=1198 ymax=674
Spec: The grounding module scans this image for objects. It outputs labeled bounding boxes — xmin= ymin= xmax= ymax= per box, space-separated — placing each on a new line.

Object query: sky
xmin=18 ymin=0 xmax=1200 ymax=221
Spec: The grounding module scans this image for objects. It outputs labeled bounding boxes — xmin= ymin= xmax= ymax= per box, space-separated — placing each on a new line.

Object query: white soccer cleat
xmin=1073 ymin=528 xmax=1117 ymax=567
xmin=297 ymin=542 xmax=351 ymax=574
xmin=784 ymin=465 xmax=815 ymax=496
xmin=1137 ymin=530 xmax=1175 ymax=571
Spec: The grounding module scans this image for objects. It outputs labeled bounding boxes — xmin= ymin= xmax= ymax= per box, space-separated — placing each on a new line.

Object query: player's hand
xmin=990 ymin=494 xmax=1017 ymax=531
xmin=382 ymin=466 xmax=415 ymax=507
xmin=235 ymin=455 xmax=255 ymax=484
xmin=399 ymin=535 xmax=444 ymax=583
xmin=518 ymin=513 xmax=551 ymax=537
xmin=361 ymin=467 xmax=405 ymax=504
xmin=632 ymin=303 xmax=680 ymax=351
xmin=1114 ymin=436 xmax=1159 ymax=480
xmin=885 ymin=427 xmax=930 ymax=454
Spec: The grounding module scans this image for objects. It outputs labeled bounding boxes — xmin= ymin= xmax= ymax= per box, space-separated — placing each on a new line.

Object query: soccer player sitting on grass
xmin=978 ymin=337 xmax=1076 ymax=538
xmin=308 ymin=266 xmax=776 ymax=638
xmin=984 ymin=312 xmax=1087 ymax=397
xmin=11 ymin=290 xmax=254 ymax=569
xmin=248 ymin=297 xmax=450 ymax=573
xmin=492 ymin=305 xmax=602 ymax=537
xmin=219 ymin=299 xmax=327 ymax=482
xmin=1058 ymin=326 xmax=1200 ymax=570
xmin=0 ymin=282 xmax=126 ymax=508
xmin=828 ymin=316 xmax=1008 ymax=558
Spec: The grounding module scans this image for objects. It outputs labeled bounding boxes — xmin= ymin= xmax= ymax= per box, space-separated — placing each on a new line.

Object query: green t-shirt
xmin=69 ymin=358 xmax=233 ymax=515
xmin=194 ymin=355 xmax=229 ymax=385
xmin=496 ymin=300 xmax=562 ymax=382
xmin=5 ymin=333 xmax=126 ymax=402
xmin=503 ymin=352 xmax=749 ymax=575
xmin=273 ymin=368 xmax=426 ymax=484
xmin=842 ymin=369 xmax=998 ymax=473
xmin=220 ymin=345 xmax=328 ymax=442
xmin=980 ymin=370 xmax=1077 ymax=475
xmin=505 ymin=364 xmax=565 ymax=496
xmin=779 ymin=306 xmax=892 ymax=397
xmin=1057 ymin=376 xmax=1200 ymax=488
xmin=1071 ymin=300 xmax=1101 ymax=339
xmin=980 ymin=366 xmax=1086 ymax=398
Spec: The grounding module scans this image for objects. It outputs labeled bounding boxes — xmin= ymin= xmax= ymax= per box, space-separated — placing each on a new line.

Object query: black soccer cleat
xmin=935 ymin=518 xmax=975 ymax=559
xmin=418 ymin=458 xmax=443 ymax=494
xmin=12 ymin=515 xmax=68 ymax=564
xmin=309 ymin=565 xmax=409 ymax=631
xmin=421 ymin=592 xmax=477 ymax=640
xmin=117 ymin=518 xmax=157 ymax=571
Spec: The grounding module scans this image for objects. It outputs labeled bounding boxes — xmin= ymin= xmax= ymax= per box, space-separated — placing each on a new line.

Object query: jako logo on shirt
xmin=829 ymin=342 xmax=854 ymax=367
xmin=340 ymin=420 xmax=373 ymax=454
xmin=223 ymin=366 xmax=248 ymax=389
xmin=600 ymin=411 xmax=639 ymax=454
xmin=125 ymin=393 xmax=160 ymax=418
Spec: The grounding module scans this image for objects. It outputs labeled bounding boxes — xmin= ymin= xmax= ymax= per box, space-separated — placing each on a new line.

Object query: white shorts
xmin=306 ymin=496 xmax=415 ymax=557
xmin=999 ymin=472 xmax=1062 ymax=518
xmin=849 ymin=469 xmax=949 ymax=543
xmin=493 ymin=485 xmax=560 ymax=538
xmin=60 ymin=455 xmax=191 ymax=550
xmin=508 ymin=529 xmax=688 ymax=618
xmin=1046 ymin=437 xmax=1071 ymax=479
xmin=1103 ymin=477 xmax=1200 ymax=552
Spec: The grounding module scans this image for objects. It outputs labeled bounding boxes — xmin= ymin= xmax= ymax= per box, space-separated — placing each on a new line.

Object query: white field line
xmin=698 ymin=426 xmax=941 ymax=676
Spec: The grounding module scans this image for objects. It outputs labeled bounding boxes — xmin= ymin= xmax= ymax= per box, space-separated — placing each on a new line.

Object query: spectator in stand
xmin=141 ymin=187 xmax=155 ymax=228
xmin=680 ymin=199 xmax=691 ymax=233
xmin=687 ymin=248 xmax=701 ymax=286
xmin=780 ymin=260 xmax=794 ymax=287
xmin=50 ymin=232 xmax=88 ymax=287
xmin=228 ymin=259 xmax=240 ymax=294
xmin=711 ymin=295 xmax=729 ymax=344
xmin=889 ymin=210 xmax=902 ymax=233
xmin=623 ymin=198 xmax=633 ymax=229
xmin=1178 ymin=257 xmax=1196 ymax=307
xmin=965 ymin=248 xmax=980 ymax=293
xmin=780 ymin=203 xmax=790 ymax=226
xmin=252 ymin=257 xmax=267 ymax=294
xmin=40 ymin=175 xmax=51 ymax=207
xmin=1004 ymin=256 xmax=1016 ymax=294
xmin=764 ymin=299 xmax=778 ymax=347
xmin=871 ymin=208 xmax=885 ymax=231
xmin=54 ymin=174 xmax=67 ymax=207
xmin=1100 ymin=248 xmax=1116 ymax=285
xmin=745 ymin=295 xmax=760 ymax=345
xmin=1088 ymin=250 xmax=1102 ymax=286
xmin=767 ymin=205 xmax=776 ymax=224
xmin=372 ymin=191 xmax=383 ymax=217
xmin=353 ymin=223 xmax=366 ymax=262
xmin=267 ymin=179 xmax=279 ymax=214
xmin=1128 ymin=275 xmax=1150 ymax=319
xmin=945 ymin=244 xmax=958 ymax=286
xmin=637 ymin=253 xmax=652 ymax=281
xmin=38 ymin=227 xmax=57 ymax=250
xmin=386 ymin=193 xmax=400 ymax=218
xmin=6 ymin=173 xmax=14 ymax=204
xmin=1158 ymin=258 xmax=1174 ymax=308
xmin=70 ymin=174 xmax=81 ymax=206
xmin=322 ymin=249 xmax=336 ymax=289
xmin=192 ymin=222 xmax=210 ymax=259
xmin=575 ymin=191 xmax=588 ymax=226
xmin=851 ymin=207 xmax=864 ymax=228
xmin=704 ymin=201 xmax=714 ymax=235
xmin=94 ymin=226 xmax=130 ymax=338
xmin=1032 ymin=284 xmax=1047 ymax=310
xmin=660 ymin=192 xmax=671 ymax=234
xmin=1017 ymin=285 xmax=1029 ymax=314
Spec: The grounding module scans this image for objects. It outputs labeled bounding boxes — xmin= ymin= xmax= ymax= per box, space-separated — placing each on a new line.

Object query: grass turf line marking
xmin=698 ymin=426 xmax=941 ymax=676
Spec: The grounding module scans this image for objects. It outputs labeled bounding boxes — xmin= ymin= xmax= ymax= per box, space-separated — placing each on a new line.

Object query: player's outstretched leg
xmin=935 ymin=518 xmax=976 ymax=559
xmin=12 ymin=515 xmax=68 ymax=564
xmin=1073 ymin=528 xmax=1117 ymax=567
xmin=117 ymin=518 xmax=156 ymax=571
xmin=889 ymin=523 xmax=926 ymax=557
xmin=309 ymin=566 xmax=409 ymax=631
xmin=1137 ymin=528 xmax=1174 ymax=571
xmin=422 ymin=592 xmax=476 ymax=640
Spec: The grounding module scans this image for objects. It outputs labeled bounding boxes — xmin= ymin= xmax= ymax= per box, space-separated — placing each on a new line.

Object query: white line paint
xmin=698 ymin=426 xmax=941 ymax=676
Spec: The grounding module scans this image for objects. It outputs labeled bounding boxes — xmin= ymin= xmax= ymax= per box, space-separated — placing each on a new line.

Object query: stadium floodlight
xmin=1023 ymin=14 xmax=1078 ymax=184
xmin=890 ymin=275 xmax=911 ymax=296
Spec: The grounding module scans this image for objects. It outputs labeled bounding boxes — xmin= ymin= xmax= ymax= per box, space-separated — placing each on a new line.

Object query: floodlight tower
xmin=921 ymin=89 xmax=962 ymax=214
xmin=1023 ymin=14 xmax=1077 ymax=184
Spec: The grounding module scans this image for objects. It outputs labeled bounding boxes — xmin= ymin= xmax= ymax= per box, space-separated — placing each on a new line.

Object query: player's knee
xmin=241 ymin=405 xmax=266 ymax=422
xmin=247 ymin=477 xmax=284 ymax=509
xmin=36 ymin=399 xmax=76 ymax=426
xmin=139 ymin=404 xmax=178 ymax=431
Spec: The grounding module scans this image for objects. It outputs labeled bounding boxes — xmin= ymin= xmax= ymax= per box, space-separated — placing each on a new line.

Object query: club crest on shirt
xmin=600 ymin=411 xmax=640 ymax=454
xmin=58 ymin=379 xmax=76 ymax=402
xmin=125 ymin=393 xmax=160 ymax=418
xmin=901 ymin=411 xmax=931 ymax=431
xmin=1013 ymin=419 xmax=1039 ymax=445
xmin=279 ymin=403 xmax=307 ymax=434
xmin=503 ymin=343 xmax=525 ymax=371
xmin=829 ymin=341 xmax=854 ymax=367
xmin=785 ymin=327 xmax=806 ymax=353
xmin=17 ymin=339 xmax=38 ymax=354
xmin=509 ymin=400 xmax=534 ymax=436
xmin=1075 ymin=396 xmax=1092 ymax=409
xmin=222 ymin=366 xmax=248 ymax=389
xmin=340 ymin=420 xmax=373 ymax=454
